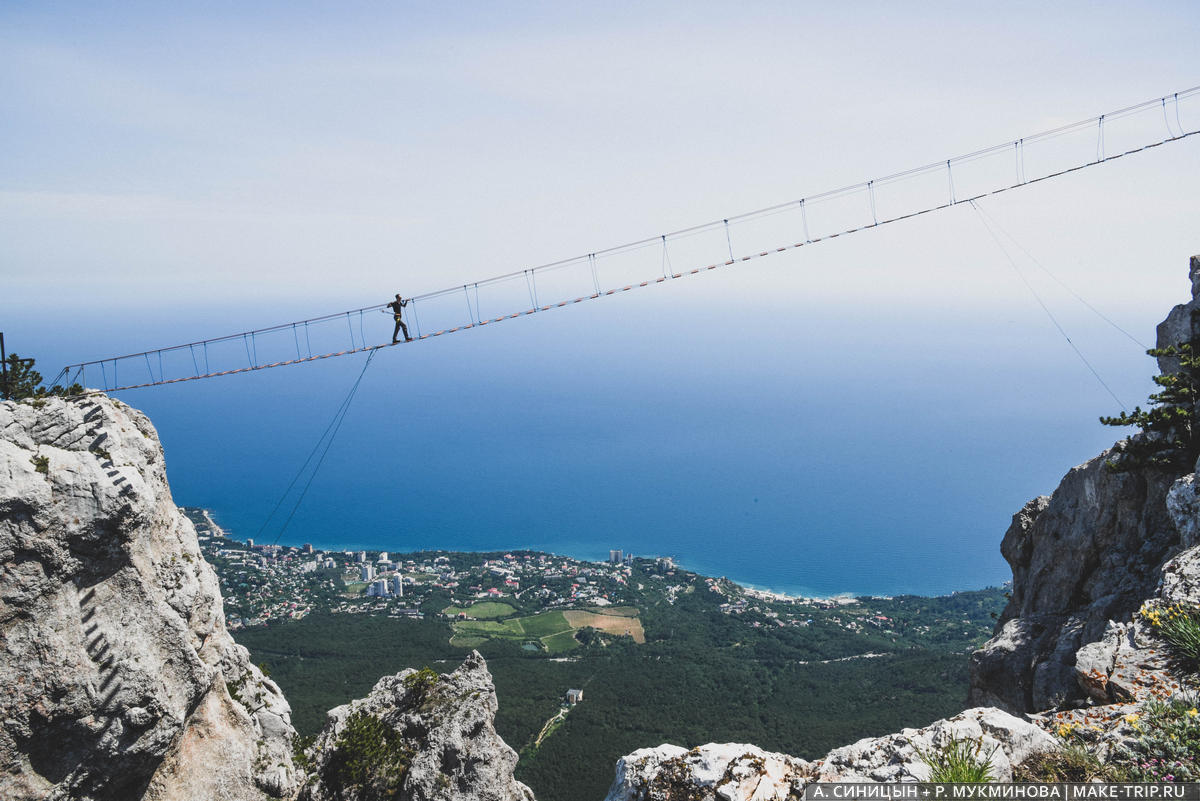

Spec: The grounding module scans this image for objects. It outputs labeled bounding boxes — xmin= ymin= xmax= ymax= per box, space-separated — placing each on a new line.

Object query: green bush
xmin=292 ymin=732 xmax=316 ymax=774
xmin=919 ymin=735 xmax=996 ymax=783
xmin=324 ymin=711 xmax=413 ymax=799
xmin=1113 ymin=698 xmax=1200 ymax=781
xmin=1013 ymin=733 xmax=1125 ymax=782
xmin=31 ymin=455 xmax=48 ymax=474
xmin=402 ymin=666 xmax=439 ymax=699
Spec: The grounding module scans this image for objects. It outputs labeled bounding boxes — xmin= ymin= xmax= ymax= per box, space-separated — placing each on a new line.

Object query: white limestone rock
xmin=603 ymin=708 xmax=1054 ymax=799
xmin=816 ymin=707 xmax=1055 ymax=783
xmin=0 ymin=395 xmax=297 ymax=801
xmin=1166 ymin=475 xmax=1200 ymax=548
xmin=298 ymin=651 xmax=535 ymax=801
xmin=1159 ymin=544 xmax=1200 ymax=607
xmin=603 ymin=743 xmax=814 ymax=801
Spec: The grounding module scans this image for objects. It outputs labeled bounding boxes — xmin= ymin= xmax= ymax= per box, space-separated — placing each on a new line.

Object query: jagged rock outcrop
xmin=602 ymin=708 xmax=1057 ymax=799
xmin=604 ymin=743 xmax=815 ymax=801
xmin=297 ymin=652 xmax=534 ymax=801
xmin=816 ymin=707 xmax=1056 ymax=783
xmin=969 ymin=255 xmax=1200 ymax=713
xmin=967 ymin=460 xmax=1177 ymax=712
xmin=0 ymin=395 xmax=297 ymax=801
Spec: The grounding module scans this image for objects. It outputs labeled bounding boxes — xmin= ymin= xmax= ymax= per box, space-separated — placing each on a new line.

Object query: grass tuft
xmin=1140 ymin=602 xmax=1200 ymax=671
xmin=919 ymin=735 xmax=996 ymax=783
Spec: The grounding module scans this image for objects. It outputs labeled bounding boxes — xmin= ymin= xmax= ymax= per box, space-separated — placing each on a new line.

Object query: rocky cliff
xmin=0 ymin=395 xmax=297 ymax=800
xmin=969 ymin=254 xmax=1200 ymax=713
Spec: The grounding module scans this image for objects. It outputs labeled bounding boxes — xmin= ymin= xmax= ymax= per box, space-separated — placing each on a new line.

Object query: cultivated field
xmin=447 ymin=606 xmax=647 ymax=649
xmin=563 ymin=610 xmax=646 ymax=643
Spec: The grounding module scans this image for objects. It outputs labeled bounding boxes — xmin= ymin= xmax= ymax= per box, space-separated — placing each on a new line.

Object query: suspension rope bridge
xmin=51 ymin=85 xmax=1200 ymax=395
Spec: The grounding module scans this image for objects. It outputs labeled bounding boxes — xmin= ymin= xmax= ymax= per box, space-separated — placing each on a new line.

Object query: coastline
xmin=189 ymin=506 xmax=1001 ymax=603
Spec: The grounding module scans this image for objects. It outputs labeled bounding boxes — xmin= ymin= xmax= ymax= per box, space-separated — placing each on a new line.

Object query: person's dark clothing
xmin=388 ymin=299 xmax=411 ymax=342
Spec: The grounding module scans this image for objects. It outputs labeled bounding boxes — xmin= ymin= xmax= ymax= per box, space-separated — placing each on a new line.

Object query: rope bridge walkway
xmin=52 ymin=86 xmax=1200 ymax=394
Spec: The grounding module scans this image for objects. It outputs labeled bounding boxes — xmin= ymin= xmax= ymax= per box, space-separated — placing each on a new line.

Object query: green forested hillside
xmin=234 ymin=575 xmax=1004 ymax=801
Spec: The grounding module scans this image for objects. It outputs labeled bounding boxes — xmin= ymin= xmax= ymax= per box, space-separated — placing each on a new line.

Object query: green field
xmin=518 ymin=612 xmax=572 ymax=638
xmin=448 ymin=634 xmax=488 ymax=648
xmin=450 ymin=610 xmax=576 ymax=652
xmin=443 ymin=601 xmax=518 ymax=619
xmin=453 ymin=618 xmax=525 ymax=636
xmin=541 ymin=630 xmax=580 ymax=654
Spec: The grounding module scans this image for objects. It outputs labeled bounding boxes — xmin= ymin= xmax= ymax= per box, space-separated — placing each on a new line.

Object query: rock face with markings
xmin=0 ymin=395 xmax=297 ymax=801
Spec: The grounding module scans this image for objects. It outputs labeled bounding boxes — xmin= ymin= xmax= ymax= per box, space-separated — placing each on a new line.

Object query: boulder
xmin=603 ymin=743 xmax=814 ymax=801
xmin=816 ymin=707 xmax=1056 ymax=783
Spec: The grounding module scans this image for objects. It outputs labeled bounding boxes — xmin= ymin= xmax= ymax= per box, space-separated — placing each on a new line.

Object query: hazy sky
xmin=4 ymin=2 xmax=1198 ymax=319
xmin=3 ymin=2 xmax=1200 ymax=593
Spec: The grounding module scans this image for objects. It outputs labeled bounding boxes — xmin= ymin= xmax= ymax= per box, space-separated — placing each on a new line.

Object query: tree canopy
xmin=1101 ymin=336 xmax=1200 ymax=472
xmin=2 ymin=354 xmax=83 ymax=400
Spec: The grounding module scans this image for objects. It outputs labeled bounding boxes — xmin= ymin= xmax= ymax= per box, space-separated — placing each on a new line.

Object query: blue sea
xmin=11 ymin=277 xmax=1162 ymax=598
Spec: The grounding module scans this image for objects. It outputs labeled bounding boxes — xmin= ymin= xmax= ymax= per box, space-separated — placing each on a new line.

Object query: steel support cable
xmin=970 ymin=201 xmax=1149 ymax=350
xmin=969 ymin=200 xmax=1127 ymax=411
xmin=57 ymin=128 xmax=1200 ymax=394
xmin=589 ymin=253 xmax=601 ymax=294
xmin=267 ymin=349 xmax=378 ymax=546
xmin=410 ymin=300 xmax=422 ymax=338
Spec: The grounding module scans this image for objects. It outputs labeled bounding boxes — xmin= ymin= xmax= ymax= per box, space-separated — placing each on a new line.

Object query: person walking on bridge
xmin=388 ymin=294 xmax=413 ymax=343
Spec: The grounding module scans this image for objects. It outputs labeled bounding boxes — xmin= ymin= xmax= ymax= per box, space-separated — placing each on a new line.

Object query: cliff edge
xmin=0 ymin=395 xmax=297 ymax=800
xmin=970 ymin=255 xmax=1200 ymax=713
